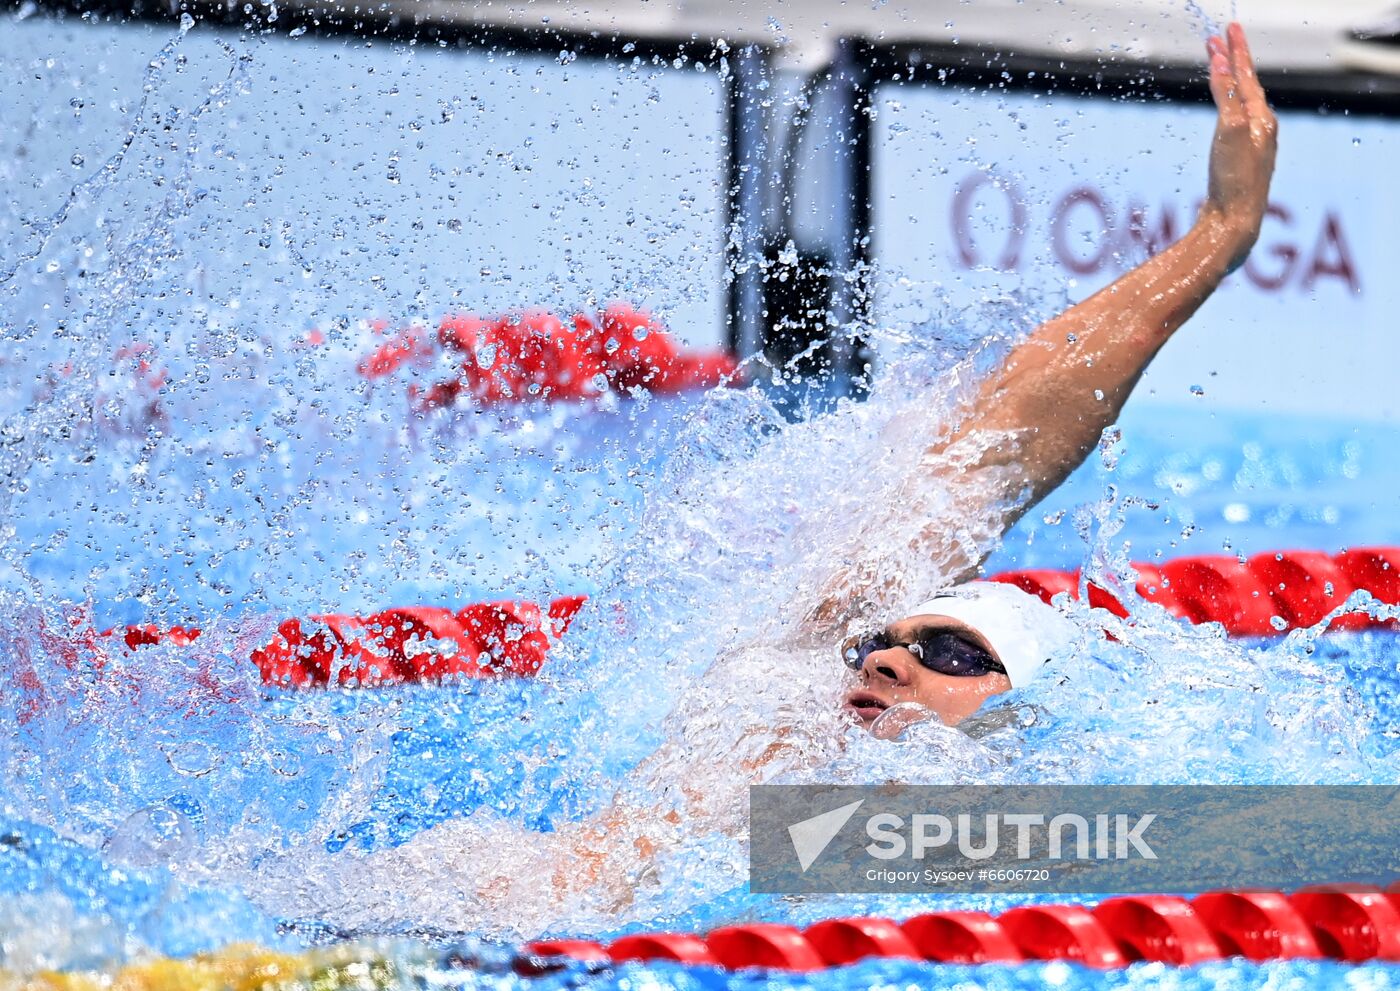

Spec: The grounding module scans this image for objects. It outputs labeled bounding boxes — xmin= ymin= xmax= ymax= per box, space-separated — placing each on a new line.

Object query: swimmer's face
xmin=840 ymin=613 xmax=1012 ymax=738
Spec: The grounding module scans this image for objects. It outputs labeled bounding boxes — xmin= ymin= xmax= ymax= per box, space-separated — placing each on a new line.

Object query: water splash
xmin=1 ymin=7 xmax=1396 ymax=965
xmin=223 ymin=334 xmax=1393 ymax=940
xmin=1183 ymin=1 xmax=1225 ymax=41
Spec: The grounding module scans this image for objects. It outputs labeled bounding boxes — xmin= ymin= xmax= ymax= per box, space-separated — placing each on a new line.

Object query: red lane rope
xmin=99 ymin=596 xmax=587 ymax=689
xmin=990 ymin=545 xmax=1400 ymax=635
xmin=517 ymin=885 xmax=1400 ymax=972
xmin=353 ymin=303 xmax=740 ymax=409
xmin=97 ymin=546 xmax=1400 ymax=690
xmin=36 ymin=305 xmax=737 ymax=441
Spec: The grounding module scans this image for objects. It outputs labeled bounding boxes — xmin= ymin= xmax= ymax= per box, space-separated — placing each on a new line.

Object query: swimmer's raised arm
xmin=804 ymin=25 xmax=1277 ymax=626
xmin=949 ymin=23 xmax=1276 ymax=515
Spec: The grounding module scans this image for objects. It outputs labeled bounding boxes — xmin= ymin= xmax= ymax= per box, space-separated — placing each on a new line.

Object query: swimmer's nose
xmin=861 ymin=646 xmax=914 ymax=686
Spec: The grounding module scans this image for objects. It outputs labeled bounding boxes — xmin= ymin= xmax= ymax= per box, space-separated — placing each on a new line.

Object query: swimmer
xmin=303 ymin=23 xmax=1279 ymax=934
xmin=828 ymin=20 xmax=1277 ymax=737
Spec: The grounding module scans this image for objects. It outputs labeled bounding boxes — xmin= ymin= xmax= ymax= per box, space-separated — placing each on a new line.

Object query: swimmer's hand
xmin=1203 ymin=23 xmax=1278 ymax=270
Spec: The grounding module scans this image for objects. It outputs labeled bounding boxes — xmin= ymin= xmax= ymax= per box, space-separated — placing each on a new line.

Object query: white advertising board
xmin=872 ymin=82 xmax=1397 ymax=421
xmin=1 ymin=17 xmax=729 ymax=349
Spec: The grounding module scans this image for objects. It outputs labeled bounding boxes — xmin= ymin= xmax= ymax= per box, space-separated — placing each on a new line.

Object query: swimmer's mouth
xmin=843 ymin=691 xmax=890 ymax=724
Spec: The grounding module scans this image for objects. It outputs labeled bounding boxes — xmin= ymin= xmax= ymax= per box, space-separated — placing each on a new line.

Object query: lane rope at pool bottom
xmin=6 ymin=886 xmax=1400 ymax=987
xmin=520 ymin=887 xmax=1400 ymax=970
xmin=89 ymin=545 xmax=1400 ymax=690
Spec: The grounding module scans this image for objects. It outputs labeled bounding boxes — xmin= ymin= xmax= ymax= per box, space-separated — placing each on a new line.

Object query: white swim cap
xmin=908 ymin=581 xmax=1080 ymax=688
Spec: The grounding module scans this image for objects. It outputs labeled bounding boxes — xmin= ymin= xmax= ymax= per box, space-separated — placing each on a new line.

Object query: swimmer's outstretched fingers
xmin=1204 ymin=23 xmax=1278 ymax=268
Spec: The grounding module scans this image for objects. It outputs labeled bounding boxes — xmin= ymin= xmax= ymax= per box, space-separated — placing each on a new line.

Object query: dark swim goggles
xmin=841 ymin=630 xmax=1006 ymax=677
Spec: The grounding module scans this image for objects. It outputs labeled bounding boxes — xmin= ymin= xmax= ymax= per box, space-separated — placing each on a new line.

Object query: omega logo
xmin=950 ymin=172 xmax=1360 ymax=294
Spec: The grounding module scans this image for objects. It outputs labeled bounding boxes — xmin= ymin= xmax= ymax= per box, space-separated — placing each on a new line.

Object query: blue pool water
xmin=3 ymin=13 xmax=1400 ymax=990
xmin=3 ymin=370 xmax=1399 ymax=976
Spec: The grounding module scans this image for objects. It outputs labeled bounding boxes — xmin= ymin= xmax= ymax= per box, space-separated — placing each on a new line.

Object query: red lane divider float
xmin=353 ymin=303 xmax=740 ymax=410
xmin=990 ymin=545 xmax=1400 ymax=638
xmin=246 ymin=596 xmax=588 ymax=689
xmin=901 ymin=910 xmax=1023 ymax=964
xmin=516 ymin=886 xmax=1400 ymax=973
xmin=99 ymin=595 xmax=586 ymax=690
xmin=1290 ymin=886 xmax=1400 ymax=962
xmin=803 ymin=917 xmax=921 ymax=966
xmin=997 ymin=904 xmax=1127 ymax=968
xmin=1157 ymin=555 xmax=1277 ymax=635
xmin=707 ymin=924 xmax=827 ymax=971
xmin=607 ymin=933 xmax=717 ymax=965
xmin=1092 ymin=894 xmax=1223 ymax=965
xmin=1190 ymin=891 xmax=1322 ymax=961
xmin=98 ymin=547 xmax=1400 ymax=690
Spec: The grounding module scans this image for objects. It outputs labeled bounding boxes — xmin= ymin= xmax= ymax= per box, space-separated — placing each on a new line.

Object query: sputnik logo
xmin=788 ymin=799 xmax=865 ymax=872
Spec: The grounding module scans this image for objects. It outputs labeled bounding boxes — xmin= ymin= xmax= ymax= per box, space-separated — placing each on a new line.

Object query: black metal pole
xmin=726 ymin=43 xmax=771 ymax=361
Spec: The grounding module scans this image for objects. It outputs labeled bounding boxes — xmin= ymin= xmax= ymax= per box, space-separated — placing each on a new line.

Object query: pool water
xmin=3 ymin=14 xmax=1400 ymax=991
xmin=3 ymin=357 xmax=1399 ymax=974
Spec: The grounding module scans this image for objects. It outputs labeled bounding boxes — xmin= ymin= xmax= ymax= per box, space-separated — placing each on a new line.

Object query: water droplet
xmin=178 ymin=11 xmax=194 ymax=32
xmin=162 ymin=739 xmax=219 ymax=777
xmin=69 ymin=153 xmax=83 ymax=168
xmin=1189 ymin=384 xmax=1205 ymax=396
xmin=266 ymin=748 xmax=303 ymax=777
